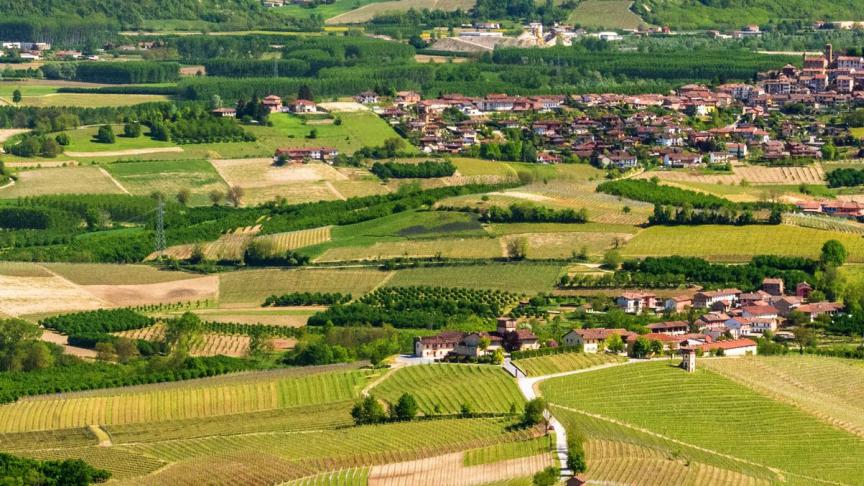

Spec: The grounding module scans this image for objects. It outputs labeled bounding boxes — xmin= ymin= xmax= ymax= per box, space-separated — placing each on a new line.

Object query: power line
xmin=155 ymin=197 xmax=166 ymax=257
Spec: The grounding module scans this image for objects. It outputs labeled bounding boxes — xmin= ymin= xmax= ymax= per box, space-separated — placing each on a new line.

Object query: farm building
xmin=273 ymin=147 xmax=339 ymax=164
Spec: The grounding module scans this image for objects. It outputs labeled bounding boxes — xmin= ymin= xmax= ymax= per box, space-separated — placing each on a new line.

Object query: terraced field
xmin=542 ymin=361 xmax=864 ymax=484
xmin=621 ymin=224 xmax=864 ymax=262
xmin=371 ymin=364 xmax=524 ymax=414
xmin=512 ymin=352 xmax=627 ymax=377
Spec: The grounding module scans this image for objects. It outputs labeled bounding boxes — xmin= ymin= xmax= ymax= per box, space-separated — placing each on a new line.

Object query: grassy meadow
xmin=103 ymin=159 xmax=229 ymax=205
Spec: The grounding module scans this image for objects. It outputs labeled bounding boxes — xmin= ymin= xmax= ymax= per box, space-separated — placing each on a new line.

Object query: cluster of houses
xmin=212 ymin=94 xmax=321 ymax=119
xmin=615 ymin=278 xmax=841 ymax=340
xmin=760 ymin=43 xmax=864 ymax=102
xmin=794 ymin=199 xmax=864 ymax=218
xmin=0 ymin=41 xmax=50 ymax=61
xmin=367 ymin=82 xmax=831 ymax=168
xmin=414 ymin=317 xmax=540 ymax=361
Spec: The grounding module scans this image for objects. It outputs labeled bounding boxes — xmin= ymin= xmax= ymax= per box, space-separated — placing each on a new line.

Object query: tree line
xmin=444 ymin=203 xmax=588 ymax=224
xmin=370 ymin=160 xmax=456 ymax=179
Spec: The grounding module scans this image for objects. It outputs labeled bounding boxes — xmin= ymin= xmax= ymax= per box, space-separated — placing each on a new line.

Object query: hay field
xmin=0 ymin=274 xmax=106 ymax=317
xmin=219 ymin=268 xmax=389 ymax=305
xmin=210 ymin=159 xmax=344 ymax=205
xmin=0 ymin=166 xmax=126 ymax=198
xmin=621 ymin=224 xmax=864 ymax=262
xmin=326 ymin=0 xmax=475 ymax=24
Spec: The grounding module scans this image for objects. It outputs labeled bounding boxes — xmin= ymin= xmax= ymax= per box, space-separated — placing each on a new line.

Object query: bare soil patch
xmin=368 ymin=451 xmax=552 ymax=486
xmin=83 ymin=276 xmax=219 ymax=307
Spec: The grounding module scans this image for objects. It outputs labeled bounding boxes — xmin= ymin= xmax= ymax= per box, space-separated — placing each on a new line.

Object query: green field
xmin=512 ymin=352 xmax=626 ymax=377
xmin=57 ymin=125 xmax=178 ymax=154
xmin=218 ymin=268 xmax=389 ymax=305
xmin=271 ymin=0 xmax=388 ymax=19
xmin=305 ymin=210 xmax=498 ymax=261
xmin=621 ymin=224 xmax=864 ymax=262
xmin=267 ymin=112 xmax=411 ymax=155
xmin=542 ymin=360 xmax=864 ymax=484
xmin=636 ymin=0 xmax=864 ymax=29
xmin=568 ymin=0 xmax=647 ymax=29
xmin=385 ymin=263 xmax=565 ymax=294
xmin=371 ymin=364 xmax=525 ymax=414
xmin=104 ymin=159 xmax=229 ymax=205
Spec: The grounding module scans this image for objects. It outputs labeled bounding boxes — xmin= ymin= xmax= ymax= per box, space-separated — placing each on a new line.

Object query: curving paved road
xmin=506 ymin=359 xmax=638 ymax=478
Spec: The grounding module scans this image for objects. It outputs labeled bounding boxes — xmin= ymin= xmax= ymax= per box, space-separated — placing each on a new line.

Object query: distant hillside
xmin=0 ymin=0 xmax=268 ymax=25
xmin=636 ymin=0 xmax=864 ymax=29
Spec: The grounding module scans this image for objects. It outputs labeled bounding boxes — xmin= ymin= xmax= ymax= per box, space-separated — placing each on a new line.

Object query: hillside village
xmin=415 ymin=274 xmax=843 ymax=367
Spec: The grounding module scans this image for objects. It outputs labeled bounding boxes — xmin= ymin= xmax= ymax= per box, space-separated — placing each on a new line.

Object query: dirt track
xmin=65 ymin=147 xmax=184 ymax=157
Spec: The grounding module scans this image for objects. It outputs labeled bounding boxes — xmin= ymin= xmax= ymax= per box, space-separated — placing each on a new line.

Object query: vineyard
xmin=151 ymin=225 xmax=261 ymax=262
xmin=114 ymin=324 xmax=252 ymax=357
xmin=639 ymin=164 xmax=825 ymax=185
xmin=702 ymin=356 xmax=864 ymax=438
xmin=384 ymin=264 xmax=564 ymax=294
xmin=253 ymin=227 xmax=333 ymax=254
xmin=0 ymin=368 xmax=372 ymax=433
xmin=219 ymin=268 xmax=389 ymax=305
xmin=371 ymin=364 xmax=524 ymax=414
xmin=119 ymin=418 xmax=535 ymax=485
xmin=621 ymin=224 xmax=864 ymax=262
xmin=542 ymin=361 xmax=864 ymax=484
xmin=282 ymin=468 xmax=369 ymax=486
xmin=512 ymin=352 xmax=627 ymax=377
xmin=783 ymin=213 xmax=864 ymax=235
xmin=360 ymin=287 xmax=521 ymax=316
xmin=313 ymin=238 xmax=504 ymax=262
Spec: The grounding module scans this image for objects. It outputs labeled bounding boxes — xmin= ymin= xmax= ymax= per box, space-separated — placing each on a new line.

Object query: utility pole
xmin=155 ymin=197 xmax=166 ymax=258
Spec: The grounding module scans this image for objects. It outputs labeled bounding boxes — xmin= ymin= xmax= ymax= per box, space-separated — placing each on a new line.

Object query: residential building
xmin=414 ymin=332 xmax=464 ymax=359
xmin=702 ymin=338 xmax=758 ymax=356
xmin=273 ymin=147 xmax=338 ymax=164
xmin=646 ymin=321 xmax=689 ymax=336
xmin=562 ymin=328 xmax=638 ymax=353
xmin=616 ymin=292 xmax=657 ymax=314
xmin=693 ymin=289 xmax=740 ymax=308
xmin=762 ymin=278 xmax=784 ymax=295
